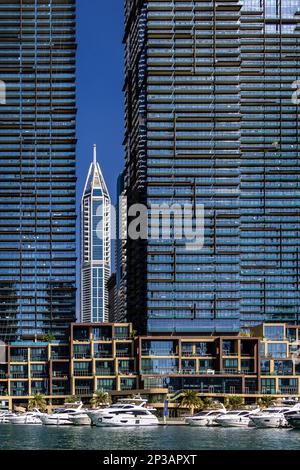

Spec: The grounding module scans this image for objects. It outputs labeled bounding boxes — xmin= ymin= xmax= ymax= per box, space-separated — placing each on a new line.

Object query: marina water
xmin=1 ymin=425 xmax=300 ymax=450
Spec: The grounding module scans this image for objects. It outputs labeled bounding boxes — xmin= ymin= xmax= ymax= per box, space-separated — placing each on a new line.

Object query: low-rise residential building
xmin=0 ymin=322 xmax=300 ymax=411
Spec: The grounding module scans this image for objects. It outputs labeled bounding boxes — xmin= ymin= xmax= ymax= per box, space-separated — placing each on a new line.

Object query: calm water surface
xmin=0 ymin=425 xmax=300 ymax=450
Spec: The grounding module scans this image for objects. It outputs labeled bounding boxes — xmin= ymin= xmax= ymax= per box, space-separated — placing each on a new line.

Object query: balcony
xmin=10 ymin=356 xmax=28 ymax=363
xmin=75 ymin=387 xmax=93 ymax=396
xmin=96 ymin=369 xmax=115 ymax=376
xmin=10 ymin=373 xmax=28 ymax=379
xmin=141 ymin=350 xmax=177 ymax=356
xmin=74 ymin=353 xmax=91 ymax=359
xmin=94 ymin=352 xmax=112 ymax=358
xmin=51 ymin=355 xmax=69 ymax=360
xmin=52 ymin=371 xmax=69 ymax=379
xmin=31 ymin=372 xmax=48 ymax=379
xmin=278 ymin=388 xmax=299 ymax=395
xmin=31 ymin=356 xmax=48 ymax=362
xmin=11 ymin=390 xmax=28 ymax=397
xmin=73 ymin=370 xmax=92 ymax=377
xmin=116 ymin=351 xmax=132 ymax=358
xmin=119 ymin=370 xmax=137 ymax=376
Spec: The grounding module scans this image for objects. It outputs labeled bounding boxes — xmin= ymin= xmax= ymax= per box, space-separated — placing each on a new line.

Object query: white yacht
xmin=87 ymin=397 xmax=154 ymax=427
xmin=185 ymin=408 xmax=227 ymax=427
xmin=250 ymin=404 xmax=300 ymax=429
xmin=215 ymin=409 xmax=260 ymax=428
xmin=0 ymin=411 xmax=15 ymax=424
xmin=68 ymin=411 xmax=91 ymax=426
xmin=95 ymin=407 xmax=159 ymax=427
xmin=40 ymin=402 xmax=84 ymax=426
xmin=10 ymin=410 xmax=43 ymax=426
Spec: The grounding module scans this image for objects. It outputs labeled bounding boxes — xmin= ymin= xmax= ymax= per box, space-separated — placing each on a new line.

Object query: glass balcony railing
xmin=73 ymin=370 xmax=92 ymax=377
xmin=10 ymin=357 xmax=28 ymax=363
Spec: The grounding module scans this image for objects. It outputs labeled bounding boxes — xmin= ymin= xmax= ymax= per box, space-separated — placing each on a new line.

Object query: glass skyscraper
xmin=123 ymin=0 xmax=300 ymax=334
xmin=81 ymin=145 xmax=111 ymax=323
xmin=0 ymin=0 xmax=77 ymax=342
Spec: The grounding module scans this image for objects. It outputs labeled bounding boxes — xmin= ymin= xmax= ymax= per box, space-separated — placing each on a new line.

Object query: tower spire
xmin=93 ymin=144 xmax=97 ymax=166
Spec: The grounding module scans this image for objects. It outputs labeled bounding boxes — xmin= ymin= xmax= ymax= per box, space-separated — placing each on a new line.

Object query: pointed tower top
xmin=93 ymin=144 xmax=97 ymax=166
xmin=82 ymin=144 xmax=110 ymax=201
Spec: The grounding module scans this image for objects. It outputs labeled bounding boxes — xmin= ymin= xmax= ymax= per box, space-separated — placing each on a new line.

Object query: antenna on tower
xmin=93 ymin=144 xmax=97 ymax=166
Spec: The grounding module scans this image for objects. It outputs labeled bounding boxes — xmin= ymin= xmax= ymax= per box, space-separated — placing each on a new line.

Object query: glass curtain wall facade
xmin=81 ymin=146 xmax=111 ymax=323
xmin=123 ymin=0 xmax=300 ymax=334
xmin=0 ymin=0 xmax=77 ymax=342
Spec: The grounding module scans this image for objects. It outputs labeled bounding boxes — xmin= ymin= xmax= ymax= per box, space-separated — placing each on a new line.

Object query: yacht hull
xmin=95 ymin=416 xmax=159 ymax=427
xmin=69 ymin=415 xmax=91 ymax=426
xmin=250 ymin=417 xmax=289 ymax=428
xmin=40 ymin=415 xmax=73 ymax=426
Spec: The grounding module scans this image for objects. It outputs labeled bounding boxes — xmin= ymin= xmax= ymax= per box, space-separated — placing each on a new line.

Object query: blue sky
xmin=77 ymin=0 xmax=124 ymax=204
xmin=76 ymin=0 xmax=124 ymax=309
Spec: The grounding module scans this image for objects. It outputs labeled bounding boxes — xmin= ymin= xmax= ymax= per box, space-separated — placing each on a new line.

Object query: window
xmin=267 ymin=343 xmax=287 ymax=359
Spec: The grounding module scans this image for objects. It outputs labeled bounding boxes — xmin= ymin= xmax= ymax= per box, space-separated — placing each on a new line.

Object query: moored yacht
xmin=215 ymin=409 xmax=260 ymax=427
xmin=0 ymin=412 xmax=15 ymax=424
xmin=40 ymin=402 xmax=84 ymax=426
xmin=185 ymin=408 xmax=226 ymax=427
xmin=69 ymin=411 xmax=91 ymax=426
xmin=10 ymin=410 xmax=43 ymax=426
xmin=87 ymin=396 xmax=153 ymax=427
xmin=250 ymin=404 xmax=300 ymax=429
xmin=285 ymin=411 xmax=300 ymax=429
xmin=95 ymin=407 xmax=159 ymax=427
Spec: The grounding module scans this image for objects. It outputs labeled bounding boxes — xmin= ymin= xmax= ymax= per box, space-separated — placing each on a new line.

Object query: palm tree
xmin=258 ymin=396 xmax=276 ymax=409
xmin=179 ymin=390 xmax=203 ymax=416
xmin=202 ymin=397 xmax=216 ymax=410
xmin=66 ymin=395 xmax=80 ymax=404
xmin=90 ymin=390 xmax=111 ymax=409
xmin=224 ymin=395 xmax=244 ymax=410
xmin=28 ymin=394 xmax=47 ymax=412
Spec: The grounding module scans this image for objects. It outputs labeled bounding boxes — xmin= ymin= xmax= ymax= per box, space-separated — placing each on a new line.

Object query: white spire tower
xmin=81 ymin=145 xmax=111 ymax=322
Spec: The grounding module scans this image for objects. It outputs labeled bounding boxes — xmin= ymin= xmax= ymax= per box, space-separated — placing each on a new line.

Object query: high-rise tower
xmin=0 ymin=0 xmax=77 ymax=342
xmin=123 ymin=0 xmax=300 ymax=334
xmin=81 ymin=145 xmax=111 ymax=323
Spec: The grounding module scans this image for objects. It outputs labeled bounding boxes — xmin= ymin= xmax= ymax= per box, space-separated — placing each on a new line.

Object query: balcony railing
xmin=52 ymin=390 xmax=69 ymax=396
xmin=119 ymin=370 xmax=137 ymax=376
xmin=181 ymin=351 xmax=213 ymax=357
xmin=141 ymin=369 xmax=256 ymax=376
xmin=75 ymin=387 xmax=93 ymax=395
xmin=52 ymin=372 xmax=69 ymax=378
xmin=51 ymin=355 xmax=69 ymax=360
xmin=10 ymin=357 xmax=28 ymax=362
xmin=96 ymin=370 xmax=115 ymax=376
xmin=31 ymin=372 xmax=48 ymax=379
xmin=278 ymin=388 xmax=299 ymax=395
xmin=11 ymin=390 xmax=28 ymax=397
xmin=31 ymin=356 xmax=48 ymax=362
xmin=142 ymin=350 xmax=177 ymax=356
xmin=94 ymin=352 xmax=112 ymax=358
xmin=10 ymin=373 xmax=28 ymax=379
xmin=73 ymin=370 xmax=92 ymax=377
xmin=74 ymin=353 xmax=91 ymax=359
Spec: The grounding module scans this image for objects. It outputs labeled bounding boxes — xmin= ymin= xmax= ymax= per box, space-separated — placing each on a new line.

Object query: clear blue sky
xmin=76 ymin=0 xmax=124 ymax=311
xmin=77 ymin=0 xmax=124 ymax=203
